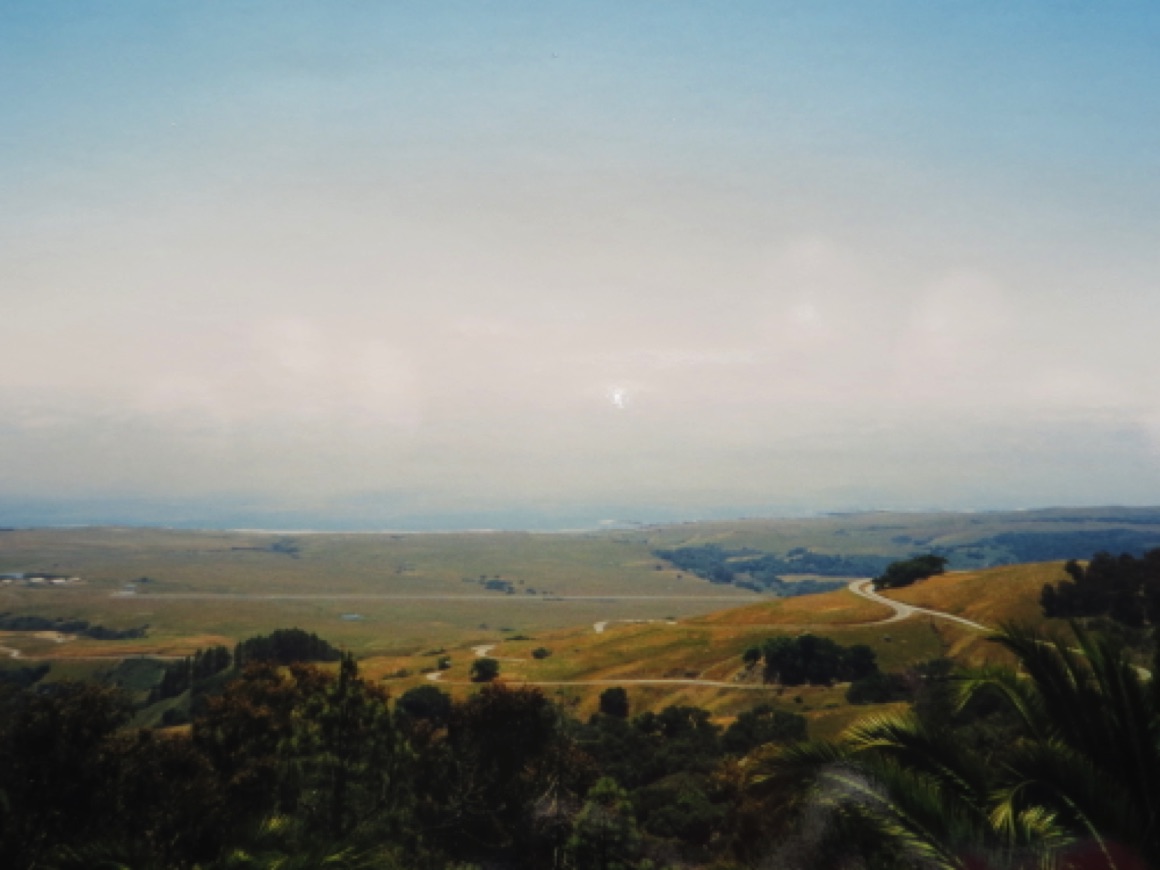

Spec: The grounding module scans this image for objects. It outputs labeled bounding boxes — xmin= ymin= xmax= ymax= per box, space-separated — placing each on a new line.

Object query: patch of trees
xmin=151 ymin=645 xmax=233 ymax=702
xmin=232 ymin=627 xmax=341 ymax=667
xmin=843 ymin=659 xmax=954 ymax=706
xmin=758 ymin=634 xmax=879 ymax=686
xmin=932 ymin=528 xmax=1160 ymax=569
xmin=0 ymin=612 xmax=147 ymax=639
xmin=0 ymin=625 xmax=1152 ymax=868
xmin=720 ymin=704 xmax=807 ymax=754
xmin=1041 ymin=548 xmax=1160 ymax=627
xmin=578 ymin=697 xmax=807 ymax=861
xmin=872 ymin=553 xmax=947 ymax=589
xmin=6 ymin=636 xmax=803 ymax=870
xmin=986 ymin=529 xmax=1160 ymax=562
xmin=654 ymin=544 xmax=888 ymax=596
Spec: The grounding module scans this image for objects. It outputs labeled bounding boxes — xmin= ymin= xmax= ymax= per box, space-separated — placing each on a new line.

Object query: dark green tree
xmin=436 ymin=684 xmax=586 ymax=863
xmin=873 ymin=554 xmax=948 ymax=590
xmin=598 ymin=687 xmax=629 ymax=719
xmin=470 ymin=657 xmax=500 ymax=682
xmin=721 ymin=704 xmax=807 ymax=755
xmin=396 ymin=684 xmax=452 ymax=729
xmin=762 ymin=634 xmax=879 ymax=686
xmin=291 ymin=654 xmax=409 ymax=841
xmin=566 ymin=777 xmax=643 ymax=870
xmin=0 ymin=682 xmax=131 ymax=869
xmin=193 ymin=661 xmax=333 ymax=837
xmin=234 ymin=628 xmax=342 ymax=667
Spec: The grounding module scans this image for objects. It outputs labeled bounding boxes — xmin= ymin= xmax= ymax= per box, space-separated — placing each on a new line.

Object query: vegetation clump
xmin=1041 ymin=548 xmax=1160 ymax=626
xmin=0 ymin=613 xmax=147 ymax=640
xmin=720 ymin=704 xmax=806 ymax=755
xmin=233 ymin=627 xmax=341 ymax=667
xmin=152 ymin=645 xmax=232 ymax=702
xmin=470 ymin=656 xmax=500 ymax=682
xmin=599 ymin=686 xmax=629 ymax=718
xmin=757 ymin=634 xmax=879 ymax=686
xmin=872 ymin=553 xmax=948 ymax=589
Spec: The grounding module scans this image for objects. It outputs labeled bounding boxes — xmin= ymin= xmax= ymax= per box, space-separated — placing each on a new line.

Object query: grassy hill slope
xmin=362 ymin=561 xmax=1070 ymax=737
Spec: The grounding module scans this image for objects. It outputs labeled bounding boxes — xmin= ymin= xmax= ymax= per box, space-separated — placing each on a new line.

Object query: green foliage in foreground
xmin=745 ymin=622 xmax=1160 ymax=869
xmin=1 ymin=622 xmax=1158 ymax=868
xmin=153 ymin=645 xmax=232 ymax=702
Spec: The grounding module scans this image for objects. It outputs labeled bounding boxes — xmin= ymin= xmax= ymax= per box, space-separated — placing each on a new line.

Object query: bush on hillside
xmin=760 ymin=635 xmax=879 ymax=686
xmin=721 ymin=704 xmax=807 ymax=754
xmin=1040 ymin=548 xmax=1160 ymax=627
xmin=872 ymin=554 xmax=948 ymax=590
xmin=470 ymin=657 xmax=500 ymax=682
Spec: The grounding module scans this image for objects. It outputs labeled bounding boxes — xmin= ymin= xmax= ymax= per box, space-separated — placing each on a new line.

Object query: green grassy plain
xmin=0 ymin=527 xmax=757 ymax=656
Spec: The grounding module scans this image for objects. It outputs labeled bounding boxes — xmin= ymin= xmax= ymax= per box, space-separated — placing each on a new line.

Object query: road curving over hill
xmin=846 ymin=579 xmax=989 ymax=631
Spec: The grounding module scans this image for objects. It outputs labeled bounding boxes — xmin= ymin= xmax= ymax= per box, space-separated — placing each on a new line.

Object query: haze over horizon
xmin=4 ymin=3 xmax=1160 ymax=530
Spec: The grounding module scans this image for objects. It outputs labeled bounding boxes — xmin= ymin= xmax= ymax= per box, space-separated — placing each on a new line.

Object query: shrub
xmin=470 ymin=657 xmax=500 ymax=683
xmin=872 ymin=554 xmax=948 ymax=590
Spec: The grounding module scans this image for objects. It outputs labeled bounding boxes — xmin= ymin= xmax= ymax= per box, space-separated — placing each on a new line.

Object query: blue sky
xmin=3 ymin=3 xmax=1160 ymax=528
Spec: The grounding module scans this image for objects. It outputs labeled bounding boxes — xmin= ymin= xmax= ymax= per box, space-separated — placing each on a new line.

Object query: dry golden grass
xmin=372 ymin=599 xmax=948 ymax=721
xmin=690 ymin=587 xmax=893 ymax=626
xmin=883 ymin=562 xmax=1066 ymax=628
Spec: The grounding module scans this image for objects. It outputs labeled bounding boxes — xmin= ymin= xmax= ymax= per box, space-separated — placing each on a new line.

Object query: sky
xmin=2 ymin=2 xmax=1160 ymax=529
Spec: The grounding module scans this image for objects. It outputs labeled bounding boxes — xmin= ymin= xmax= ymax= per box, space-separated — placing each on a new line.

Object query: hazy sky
xmin=3 ymin=3 xmax=1160 ymax=527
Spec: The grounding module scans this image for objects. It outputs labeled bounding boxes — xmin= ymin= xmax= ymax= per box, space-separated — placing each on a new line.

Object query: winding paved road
xmin=846 ymin=579 xmax=989 ymax=631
